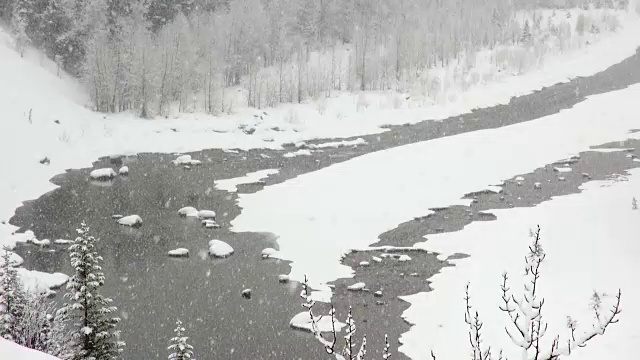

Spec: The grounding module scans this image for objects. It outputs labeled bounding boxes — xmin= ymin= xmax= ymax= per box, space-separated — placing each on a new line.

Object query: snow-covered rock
xmin=198 ymin=210 xmax=216 ymax=219
xmin=168 ymin=248 xmax=189 ymax=257
xmin=515 ymin=176 xmax=525 ymax=181
xmin=16 ymin=268 xmax=68 ymax=293
xmin=359 ymin=261 xmax=370 ymax=267
xmin=89 ymin=168 xmax=117 ymax=180
xmin=111 ymin=214 xmax=123 ymax=219
xmin=278 ymin=274 xmax=290 ymax=283
xmin=398 ymin=254 xmax=412 ymax=262
xmin=32 ymin=238 xmax=51 ymax=247
xmin=53 ymin=239 xmax=73 ymax=245
xmin=0 ymin=251 xmax=23 ymax=267
xmin=178 ymin=206 xmax=199 ymax=217
xmin=558 ymin=177 xmax=567 ymax=181
xmin=553 ymin=167 xmax=572 ymax=173
xmin=374 ymin=291 xmax=383 ymax=297
xmin=172 ymin=154 xmax=201 ymax=166
xmin=308 ymin=138 xmax=367 ymax=149
xmin=283 ymin=149 xmax=312 ymax=158
xmin=118 ymin=166 xmax=129 ymax=175
xmin=117 ymin=215 xmax=142 ymax=227
xmin=261 ymin=248 xmax=277 ymax=258
xmin=208 ymin=240 xmax=234 ymax=258
xmin=347 ymin=282 xmax=366 ymax=291
xmin=534 ymin=182 xmax=542 ymax=189
xmin=372 ymin=256 xmax=382 ymax=263
xmin=289 ymin=311 xmax=346 ymax=333
xmin=202 ymin=220 xmax=220 ymax=229
xmin=241 ymin=289 xmax=252 ymax=299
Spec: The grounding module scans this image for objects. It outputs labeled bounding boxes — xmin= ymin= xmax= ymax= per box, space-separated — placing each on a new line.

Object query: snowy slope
xmin=0 ymin=338 xmax=61 ymax=359
xmin=401 ymin=170 xmax=640 ymax=360
xmin=231 ymin=83 xmax=640 ymax=291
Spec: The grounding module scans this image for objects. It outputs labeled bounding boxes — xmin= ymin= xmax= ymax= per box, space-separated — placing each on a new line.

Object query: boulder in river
xmin=117 ymin=215 xmax=143 ymax=227
xmin=168 ymin=248 xmax=189 ymax=257
xmin=178 ymin=207 xmax=199 ymax=217
xmin=209 ymin=240 xmax=234 ymax=258
xmin=89 ymin=168 xmax=117 ymax=180
xmin=198 ymin=210 xmax=216 ymax=220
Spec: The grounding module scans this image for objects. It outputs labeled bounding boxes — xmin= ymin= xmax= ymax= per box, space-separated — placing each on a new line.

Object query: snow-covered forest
xmin=0 ymin=0 xmax=632 ymax=116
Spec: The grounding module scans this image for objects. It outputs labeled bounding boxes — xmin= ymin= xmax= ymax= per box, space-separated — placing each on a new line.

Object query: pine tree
xmin=10 ymin=0 xmax=32 ymax=56
xmin=0 ymin=248 xmax=27 ymax=341
xmin=521 ymin=19 xmax=533 ymax=45
xmin=168 ymin=319 xmax=194 ymax=360
xmin=58 ymin=222 xmax=124 ymax=360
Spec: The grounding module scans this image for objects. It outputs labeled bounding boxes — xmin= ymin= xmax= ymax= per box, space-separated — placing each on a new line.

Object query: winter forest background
xmin=0 ymin=0 xmax=633 ymax=117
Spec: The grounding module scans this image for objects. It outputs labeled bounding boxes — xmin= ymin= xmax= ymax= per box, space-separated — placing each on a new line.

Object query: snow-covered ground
xmin=214 ymin=169 xmax=280 ymax=193
xmin=231 ymin=83 xmax=640 ymax=290
xmin=0 ymin=338 xmax=60 ymax=359
xmin=400 ymin=170 xmax=640 ymax=360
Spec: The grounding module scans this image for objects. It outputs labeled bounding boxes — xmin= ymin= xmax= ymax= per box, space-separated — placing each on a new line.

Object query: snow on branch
xmin=465 ymin=226 xmax=622 ymax=360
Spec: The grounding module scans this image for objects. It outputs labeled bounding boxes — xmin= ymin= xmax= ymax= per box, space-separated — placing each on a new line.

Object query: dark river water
xmin=9 ymin=48 xmax=640 ymax=359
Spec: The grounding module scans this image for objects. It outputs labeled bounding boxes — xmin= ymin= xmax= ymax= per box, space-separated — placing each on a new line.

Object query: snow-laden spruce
xmin=0 ymin=250 xmax=23 ymax=267
xmin=0 ymin=249 xmax=27 ymax=341
xmin=57 ymin=222 xmax=124 ymax=359
xmin=167 ymin=319 xmax=194 ymax=360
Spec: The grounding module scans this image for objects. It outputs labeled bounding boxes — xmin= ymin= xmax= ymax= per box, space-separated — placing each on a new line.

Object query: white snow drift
xmin=0 ymin=339 xmax=60 ymax=360
xmin=215 ymin=169 xmax=279 ymax=193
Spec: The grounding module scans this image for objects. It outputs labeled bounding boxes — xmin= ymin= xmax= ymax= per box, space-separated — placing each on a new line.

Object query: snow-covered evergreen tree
xmin=0 ymin=248 xmax=27 ymax=341
xmin=58 ymin=222 xmax=124 ymax=360
xmin=167 ymin=319 xmax=194 ymax=360
xmin=10 ymin=0 xmax=32 ymax=56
